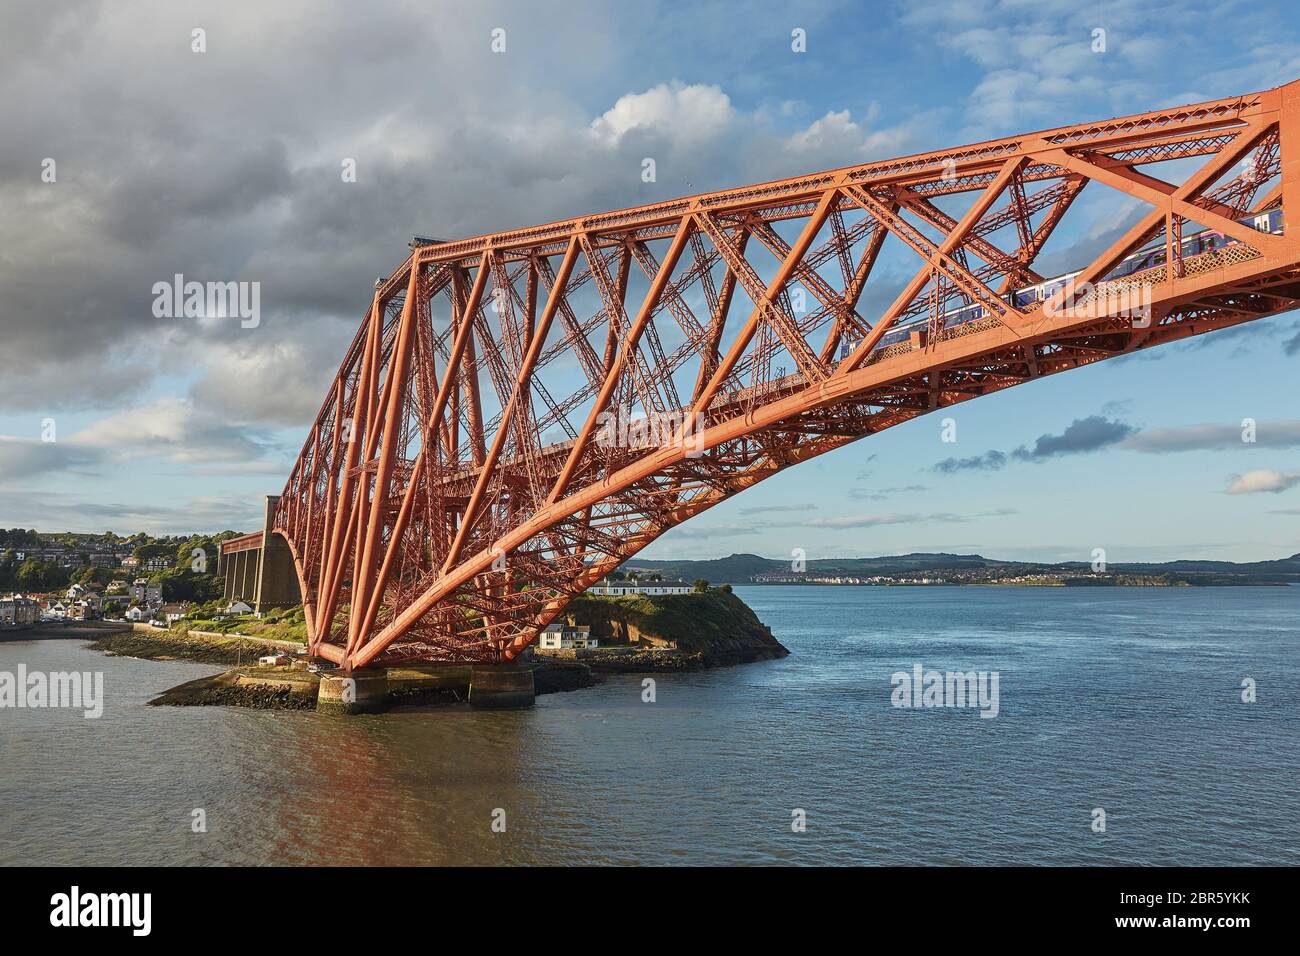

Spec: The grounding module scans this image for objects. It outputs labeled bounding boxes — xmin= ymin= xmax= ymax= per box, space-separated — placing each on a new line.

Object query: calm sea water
xmin=1 ymin=586 xmax=1296 ymax=866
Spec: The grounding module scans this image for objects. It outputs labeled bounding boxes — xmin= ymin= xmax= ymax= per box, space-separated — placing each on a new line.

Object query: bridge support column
xmin=254 ymin=496 xmax=301 ymax=613
xmin=468 ymin=665 xmax=535 ymax=708
xmin=220 ymin=496 xmax=303 ymax=612
xmin=220 ymin=550 xmax=234 ymax=603
xmin=239 ymin=550 xmax=254 ymax=602
xmin=317 ymin=671 xmax=388 ymax=715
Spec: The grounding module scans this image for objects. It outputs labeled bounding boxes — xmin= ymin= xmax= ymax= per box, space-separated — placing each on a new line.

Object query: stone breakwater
xmin=144 ymin=658 xmax=596 ymax=712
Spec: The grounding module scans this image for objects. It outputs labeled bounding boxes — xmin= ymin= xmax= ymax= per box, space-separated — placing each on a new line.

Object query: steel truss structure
xmin=272 ymin=79 xmax=1300 ymax=670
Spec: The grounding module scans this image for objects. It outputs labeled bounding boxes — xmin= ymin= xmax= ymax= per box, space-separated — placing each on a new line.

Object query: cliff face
xmin=559 ymin=588 xmax=789 ymax=667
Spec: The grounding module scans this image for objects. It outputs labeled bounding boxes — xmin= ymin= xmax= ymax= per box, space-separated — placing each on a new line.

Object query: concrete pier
xmin=316 ymin=671 xmax=389 ymax=715
xmin=310 ymin=663 xmax=537 ymax=712
xmin=468 ymin=665 xmax=536 ymax=708
xmin=218 ymin=495 xmax=302 ymax=614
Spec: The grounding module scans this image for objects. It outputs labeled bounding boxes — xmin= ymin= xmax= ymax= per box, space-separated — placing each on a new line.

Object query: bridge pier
xmin=218 ymin=495 xmax=302 ymax=613
xmin=311 ymin=664 xmax=534 ymax=712
xmin=316 ymin=671 xmax=389 ymax=715
xmin=468 ymin=665 xmax=535 ymax=709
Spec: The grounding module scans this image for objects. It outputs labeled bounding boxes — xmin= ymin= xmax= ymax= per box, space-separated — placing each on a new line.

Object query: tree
xmin=133 ymin=543 xmax=173 ymax=563
xmin=17 ymin=558 xmax=49 ymax=592
xmin=0 ymin=549 xmax=16 ymax=589
xmin=693 ymin=579 xmax=709 ymax=592
xmin=173 ymin=535 xmax=218 ymax=572
xmin=153 ymin=566 xmax=223 ymax=604
xmin=73 ymin=565 xmax=113 ymax=587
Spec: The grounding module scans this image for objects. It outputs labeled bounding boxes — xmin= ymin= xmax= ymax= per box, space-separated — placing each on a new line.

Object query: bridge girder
xmin=270 ymin=79 xmax=1300 ymax=669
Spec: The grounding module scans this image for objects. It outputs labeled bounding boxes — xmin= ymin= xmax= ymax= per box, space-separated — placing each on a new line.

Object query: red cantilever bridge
xmin=222 ymin=79 xmax=1300 ymax=672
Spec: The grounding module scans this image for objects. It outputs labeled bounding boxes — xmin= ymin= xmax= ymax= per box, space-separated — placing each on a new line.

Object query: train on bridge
xmin=845 ymin=207 xmax=1286 ymax=357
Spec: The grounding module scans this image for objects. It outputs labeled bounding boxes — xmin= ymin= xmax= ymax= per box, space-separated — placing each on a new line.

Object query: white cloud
xmin=1225 ymin=469 xmax=1300 ymax=494
xmin=783 ymin=109 xmax=910 ymax=163
xmin=591 ymin=82 xmax=737 ymax=148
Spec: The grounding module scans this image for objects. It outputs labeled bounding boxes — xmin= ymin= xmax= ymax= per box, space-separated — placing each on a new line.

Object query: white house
xmin=125 ymin=606 xmax=146 ymax=622
xmin=159 ymin=603 xmax=189 ymax=624
xmin=537 ymin=623 xmax=597 ymax=650
xmin=225 ymin=600 xmax=253 ymax=615
xmin=588 ymin=578 xmax=692 ymax=597
xmin=65 ymin=582 xmax=102 ymax=603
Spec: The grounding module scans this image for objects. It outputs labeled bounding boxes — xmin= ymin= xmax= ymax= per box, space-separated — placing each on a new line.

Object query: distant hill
xmin=622 ymin=551 xmax=1300 ymax=584
xmin=625 ymin=553 xmax=781 ymax=581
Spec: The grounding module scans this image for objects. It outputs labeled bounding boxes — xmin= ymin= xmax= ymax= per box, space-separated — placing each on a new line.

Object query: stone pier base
xmin=317 ymin=671 xmax=389 ymax=715
xmin=469 ymin=665 xmax=536 ymax=709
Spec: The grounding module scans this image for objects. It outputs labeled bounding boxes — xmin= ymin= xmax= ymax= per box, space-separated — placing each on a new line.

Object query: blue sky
xmin=1 ymin=0 xmax=1298 ymax=562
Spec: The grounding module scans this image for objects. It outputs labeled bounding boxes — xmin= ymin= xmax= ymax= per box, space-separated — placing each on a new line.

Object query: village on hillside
xmin=0 ymin=529 xmax=238 ymax=630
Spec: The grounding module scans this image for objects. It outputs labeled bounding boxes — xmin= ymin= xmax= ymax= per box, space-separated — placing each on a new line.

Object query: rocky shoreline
xmin=90 ymin=630 xmax=292 ymax=666
xmin=84 ymin=588 xmax=789 ymax=712
xmin=574 ymin=644 xmax=788 ymax=672
xmin=551 ymin=587 xmax=791 ymax=670
xmin=148 ymin=670 xmax=318 ymax=710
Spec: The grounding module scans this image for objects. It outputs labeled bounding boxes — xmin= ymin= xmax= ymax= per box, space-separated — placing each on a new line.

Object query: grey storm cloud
xmin=0 ymin=399 xmax=289 ymax=486
xmin=0 ymin=439 xmax=106 ymax=481
xmin=933 ymin=416 xmax=1136 ymax=473
xmin=1012 ymin=415 xmax=1138 ymax=461
xmin=934 ymin=416 xmax=1300 ymax=478
xmin=932 ymin=449 xmax=1009 ymax=474
xmin=1121 ymin=419 xmax=1300 ymax=452
xmin=0 ymin=0 xmax=903 ymax=422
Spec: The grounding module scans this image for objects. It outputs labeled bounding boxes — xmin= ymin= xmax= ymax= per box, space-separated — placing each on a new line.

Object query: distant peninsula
xmin=619 ymin=551 xmax=1300 ymax=588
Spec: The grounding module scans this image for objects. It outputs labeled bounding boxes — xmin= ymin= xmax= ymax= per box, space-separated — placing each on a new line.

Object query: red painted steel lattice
xmin=269 ymin=80 xmax=1300 ymax=670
